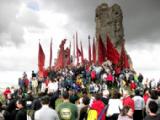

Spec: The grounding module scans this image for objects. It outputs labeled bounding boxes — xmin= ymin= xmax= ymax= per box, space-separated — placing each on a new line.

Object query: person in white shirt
xmin=34 ymin=96 xmax=59 ymax=120
xmin=106 ymin=90 xmax=123 ymax=120
xmin=48 ymin=80 xmax=58 ymax=94
xmin=133 ymin=89 xmax=145 ymax=120
xmin=41 ymin=81 xmax=46 ymax=93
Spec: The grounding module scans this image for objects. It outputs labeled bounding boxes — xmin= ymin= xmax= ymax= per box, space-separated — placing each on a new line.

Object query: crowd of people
xmin=0 ymin=59 xmax=160 ymax=120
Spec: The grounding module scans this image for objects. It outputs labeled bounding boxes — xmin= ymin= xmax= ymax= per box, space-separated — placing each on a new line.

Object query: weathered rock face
xmin=95 ymin=3 xmax=133 ymax=69
xmin=95 ymin=3 xmax=124 ymax=51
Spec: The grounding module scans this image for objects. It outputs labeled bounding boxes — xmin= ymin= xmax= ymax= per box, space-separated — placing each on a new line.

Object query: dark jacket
xmin=15 ymin=108 xmax=27 ymax=120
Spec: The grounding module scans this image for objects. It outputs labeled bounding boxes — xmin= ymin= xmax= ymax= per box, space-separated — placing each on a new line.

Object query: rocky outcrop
xmin=95 ymin=3 xmax=124 ymax=51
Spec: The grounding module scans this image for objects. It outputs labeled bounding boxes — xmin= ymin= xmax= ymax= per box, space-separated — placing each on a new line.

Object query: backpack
xmin=98 ymin=105 xmax=109 ymax=120
xmin=87 ymin=109 xmax=98 ymax=120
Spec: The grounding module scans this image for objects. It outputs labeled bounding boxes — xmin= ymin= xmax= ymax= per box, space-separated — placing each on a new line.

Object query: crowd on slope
xmin=0 ymin=59 xmax=160 ymax=120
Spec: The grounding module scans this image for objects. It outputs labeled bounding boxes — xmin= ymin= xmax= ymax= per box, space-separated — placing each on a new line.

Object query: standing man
xmin=34 ymin=96 xmax=59 ymax=120
xmin=16 ymin=99 xmax=27 ymax=120
xmin=133 ymin=89 xmax=145 ymax=120
xmin=31 ymin=77 xmax=38 ymax=95
xmin=56 ymin=91 xmax=78 ymax=120
xmin=144 ymin=101 xmax=160 ymax=120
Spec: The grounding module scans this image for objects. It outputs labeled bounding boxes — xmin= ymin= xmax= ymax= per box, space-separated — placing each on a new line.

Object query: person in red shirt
xmin=106 ymin=72 xmax=114 ymax=88
xmin=90 ymin=93 xmax=106 ymax=120
xmin=24 ymin=78 xmax=29 ymax=91
xmin=3 ymin=87 xmax=11 ymax=99
xmin=91 ymin=70 xmax=96 ymax=81
xmin=143 ymin=88 xmax=149 ymax=104
xmin=130 ymin=80 xmax=136 ymax=91
xmin=122 ymin=90 xmax=135 ymax=112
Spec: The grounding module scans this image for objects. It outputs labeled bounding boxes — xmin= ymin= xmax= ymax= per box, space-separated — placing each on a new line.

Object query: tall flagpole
xmin=49 ymin=38 xmax=53 ymax=68
xmin=88 ymin=35 xmax=91 ymax=63
xmin=80 ymin=41 xmax=84 ymax=64
xmin=76 ymin=32 xmax=79 ymax=65
xmin=73 ymin=34 xmax=75 ymax=65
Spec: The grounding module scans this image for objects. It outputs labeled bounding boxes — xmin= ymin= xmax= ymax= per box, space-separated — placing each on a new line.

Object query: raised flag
xmin=92 ymin=38 xmax=96 ymax=63
xmin=73 ymin=35 xmax=76 ymax=64
xmin=38 ymin=42 xmax=45 ymax=77
xmin=88 ymin=35 xmax=91 ymax=63
xmin=106 ymin=34 xmax=120 ymax=65
xmin=76 ymin=32 xmax=81 ymax=64
xmin=98 ymin=35 xmax=106 ymax=64
xmin=55 ymin=39 xmax=66 ymax=69
xmin=67 ymin=41 xmax=71 ymax=65
xmin=80 ymin=41 xmax=84 ymax=63
xmin=49 ymin=38 xmax=52 ymax=68
xmin=120 ymin=41 xmax=129 ymax=69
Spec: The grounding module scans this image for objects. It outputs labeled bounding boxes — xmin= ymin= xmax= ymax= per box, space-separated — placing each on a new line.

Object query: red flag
xmin=98 ymin=35 xmax=106 ymax=65
xmin=38 ymin=42 xmax=45 ymax=77
xmin=88 ymin=36 xmax=91 ymax=63
xmin=55 ymin=39 xmax=66 ymax=69
xmin=58 ymin=49 xmax=64 ymax=68
xmin=49 ymin=38 xmax=52 ymax=68
xmin=76 ymin=32 xmax=79 ymax=64
xmin=92 ymin=38 xmax=96 ymax=63
xmin=77 ymin=45 xmax=82 ymax=58
xmin=120 ymin=41 xmax=129 ymax=69
xmin=106 ymin=34 xmax=120 ymax=65
xmin=80 ymin=41 xmax=84 ymax=63
xmin=73 ymin=35 xmax=75 ymax=64
xmin=67 ymin=42 xmax=71 ymax=65
xmin=76 ymin=32 xmax=81 ymax=64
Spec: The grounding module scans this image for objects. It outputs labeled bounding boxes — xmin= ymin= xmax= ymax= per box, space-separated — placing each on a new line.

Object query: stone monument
xmin=95 ymin=3 xmax=133 ymax=68
xmin=95 ymin=3 xmax=124 ymax=51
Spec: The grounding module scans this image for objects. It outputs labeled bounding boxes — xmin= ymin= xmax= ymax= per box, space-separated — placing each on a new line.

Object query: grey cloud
xmin=0 ymin=23 xmax=24 ymax=46
xmin=17 ymin=9 xmax=46 ymax=29
xmin=116 ymin=0 xmax=160 ymax=44
xmin=0 ymin=0 xmax=46 ymax=47
xmin=9 ymin=22 xmax=24 ymax=46
xmin=1 ymin=0 xmax=160 ymax=47
xmin=0 ymin=0 xmax=23 ymax=46
xmin=39 ymin=0 xmax=101 ymax=49
xmin=40 ymin=0 xmax=160 ymax=45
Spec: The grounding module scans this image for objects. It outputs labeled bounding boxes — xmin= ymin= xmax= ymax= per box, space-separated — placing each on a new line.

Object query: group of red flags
xmin=97 ymin=34 xmax=130 ymax=74
xmin=38 ymin=33 xmax=130 ymax=77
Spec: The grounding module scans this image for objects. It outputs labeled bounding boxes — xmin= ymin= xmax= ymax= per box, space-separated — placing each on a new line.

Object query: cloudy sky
xmin=0 ymin=0 xmax=160 ymax=87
